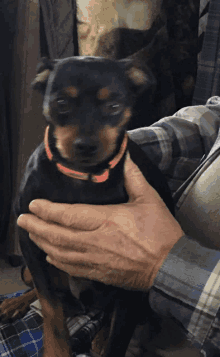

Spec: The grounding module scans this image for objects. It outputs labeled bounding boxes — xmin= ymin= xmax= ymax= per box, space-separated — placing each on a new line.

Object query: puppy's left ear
xmin=31 ymin=57 xmax=58 ymax=95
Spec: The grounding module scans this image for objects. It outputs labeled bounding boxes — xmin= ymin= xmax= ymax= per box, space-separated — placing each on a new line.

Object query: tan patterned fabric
xmin=76 ymin=0 xmax=162 ymax=56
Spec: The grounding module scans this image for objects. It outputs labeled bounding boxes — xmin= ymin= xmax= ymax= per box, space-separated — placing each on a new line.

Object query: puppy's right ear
xmin=31 ymin=57 xmax=56 ymax=94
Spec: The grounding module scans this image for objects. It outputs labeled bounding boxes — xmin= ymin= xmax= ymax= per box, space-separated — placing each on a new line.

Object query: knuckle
xmin=59 ymin=206 xmax=74 ymax=227
xmin=49 ymin=230 xmax=65 ymax=248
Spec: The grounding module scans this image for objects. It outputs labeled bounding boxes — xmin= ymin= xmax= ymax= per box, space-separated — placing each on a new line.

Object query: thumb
xmin=124 ymin=152 xmax=162 ymax=203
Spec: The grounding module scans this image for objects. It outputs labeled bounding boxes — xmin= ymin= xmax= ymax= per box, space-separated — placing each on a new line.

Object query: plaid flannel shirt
xmin=129 ymin=95 xmax=220 ymax=356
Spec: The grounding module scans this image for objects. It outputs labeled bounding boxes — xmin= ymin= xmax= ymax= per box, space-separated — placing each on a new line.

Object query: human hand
xmin=17 ymin=153 xmax=184 ymax=290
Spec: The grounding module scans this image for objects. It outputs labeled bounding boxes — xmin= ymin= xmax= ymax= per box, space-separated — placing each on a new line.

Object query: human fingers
xmin=17 ymin=213 xmax=95 ymax=251
xmin=46 ymin=251 xmax=148 ymax=290
xmin=28 ymin=199 xmax=107 ymax=230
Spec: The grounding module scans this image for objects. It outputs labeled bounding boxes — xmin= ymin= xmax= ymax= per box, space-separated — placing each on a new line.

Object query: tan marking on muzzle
xmin=54 ymin=125 xmax=79 ymax=160
xmin=97 ymin=87 xmax=111 ymax=100
xmin=64 ymin=86 xmax=79 ymax=98
xmin=119 ymin=107 xmax=132 ymax=127
xmin=99 ymin=125 xmax=119 ymax=160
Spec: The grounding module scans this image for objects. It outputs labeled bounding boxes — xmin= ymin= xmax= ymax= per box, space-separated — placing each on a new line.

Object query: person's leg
xmin=0 ymin=290 xmax=105 ymax=356
xmin=0 ymin=290 xmax=44 ymax=356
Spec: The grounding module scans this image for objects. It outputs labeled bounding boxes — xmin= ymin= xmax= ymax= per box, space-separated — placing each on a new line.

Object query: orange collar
xmin=44 ymin=125 xmax=128 ymax=183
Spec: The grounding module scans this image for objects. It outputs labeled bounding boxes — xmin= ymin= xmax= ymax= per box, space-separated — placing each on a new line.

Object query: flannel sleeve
xmin=150 ymin=235 xmax=220 ymax=355
xmin=129 ymin=97 xmax=220 ymax=354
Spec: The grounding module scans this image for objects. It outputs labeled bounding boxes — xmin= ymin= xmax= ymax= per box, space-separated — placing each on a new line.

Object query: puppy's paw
xmin=0 ymin=289 xmax=37 ymax=322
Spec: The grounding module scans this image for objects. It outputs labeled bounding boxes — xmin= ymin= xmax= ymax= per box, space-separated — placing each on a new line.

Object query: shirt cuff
xmin=149 ymin=235 xmax=220 ymax=348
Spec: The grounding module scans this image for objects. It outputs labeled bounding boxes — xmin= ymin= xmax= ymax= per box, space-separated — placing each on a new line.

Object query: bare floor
xmin=0 ymin=254 xmax=27 ymax=294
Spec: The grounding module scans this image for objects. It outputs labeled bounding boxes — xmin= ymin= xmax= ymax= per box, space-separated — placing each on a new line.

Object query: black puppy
xmin=10 ymin=57 xmax=174 ymax=357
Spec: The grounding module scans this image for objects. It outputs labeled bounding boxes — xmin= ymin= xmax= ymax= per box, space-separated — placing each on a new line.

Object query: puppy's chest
xmin=56 ymin=175 xmax=128 ymax=205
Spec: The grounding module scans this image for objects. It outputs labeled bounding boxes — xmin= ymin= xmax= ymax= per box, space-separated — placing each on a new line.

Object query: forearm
xmin=149 ymin=234 xmax=220 ymax=353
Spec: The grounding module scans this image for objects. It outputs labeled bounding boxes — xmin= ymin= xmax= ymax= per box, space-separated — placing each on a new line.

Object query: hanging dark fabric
xmin=193 ymin=0 xmax=220 ymax=104
xmin=0 ymin=0 xmax=17 ymax=244
xmin=0 ymin=74 xmax=11 ymax=244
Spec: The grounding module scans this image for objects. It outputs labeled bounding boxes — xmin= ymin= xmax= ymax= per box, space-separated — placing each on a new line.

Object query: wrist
xmin=148 ymin=233 xmax=184 ymax=288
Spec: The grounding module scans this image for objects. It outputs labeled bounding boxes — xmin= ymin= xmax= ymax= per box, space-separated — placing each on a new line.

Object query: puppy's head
xmin=32 ymin=56 xmax=153 ymax=168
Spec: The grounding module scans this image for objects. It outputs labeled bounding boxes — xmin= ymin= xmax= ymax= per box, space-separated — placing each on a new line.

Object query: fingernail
xmin=29 ymin=200 xmax=39 ymax=212
xmin=17 ymin=214 xmax=25 ymax=226
xmin=46 ymin=256 xmax=52 ymax=263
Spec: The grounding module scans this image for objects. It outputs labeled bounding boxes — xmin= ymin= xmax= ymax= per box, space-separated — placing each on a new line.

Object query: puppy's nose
xmin=74 ymin=138 xmax=98 ymax=156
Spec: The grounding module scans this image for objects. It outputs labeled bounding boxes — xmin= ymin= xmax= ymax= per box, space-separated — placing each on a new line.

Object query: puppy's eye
xmin=57 ymin=98 xmax=70 ymax=114
xmin=102 ymin=102 xmax=123 ymax=116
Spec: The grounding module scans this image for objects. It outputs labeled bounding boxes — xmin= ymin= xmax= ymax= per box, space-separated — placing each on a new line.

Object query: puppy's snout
xmin=74 ymin=138 xmax=98 ymax=157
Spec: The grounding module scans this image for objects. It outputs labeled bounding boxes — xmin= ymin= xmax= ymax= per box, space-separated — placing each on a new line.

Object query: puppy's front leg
xmin=37 ymin=290 xmax=71 ymax=357
xmin=19 ymin=227 xmax=72 ymax=357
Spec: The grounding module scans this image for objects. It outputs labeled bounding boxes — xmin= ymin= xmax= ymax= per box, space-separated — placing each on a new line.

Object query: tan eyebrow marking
xmin=54 ymin=125 xmax=79 ymax=160
xmin=97 ymin=87 xmax=111 ymax=100
xmin=64 ymin=86 xmax=79 ymax=98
